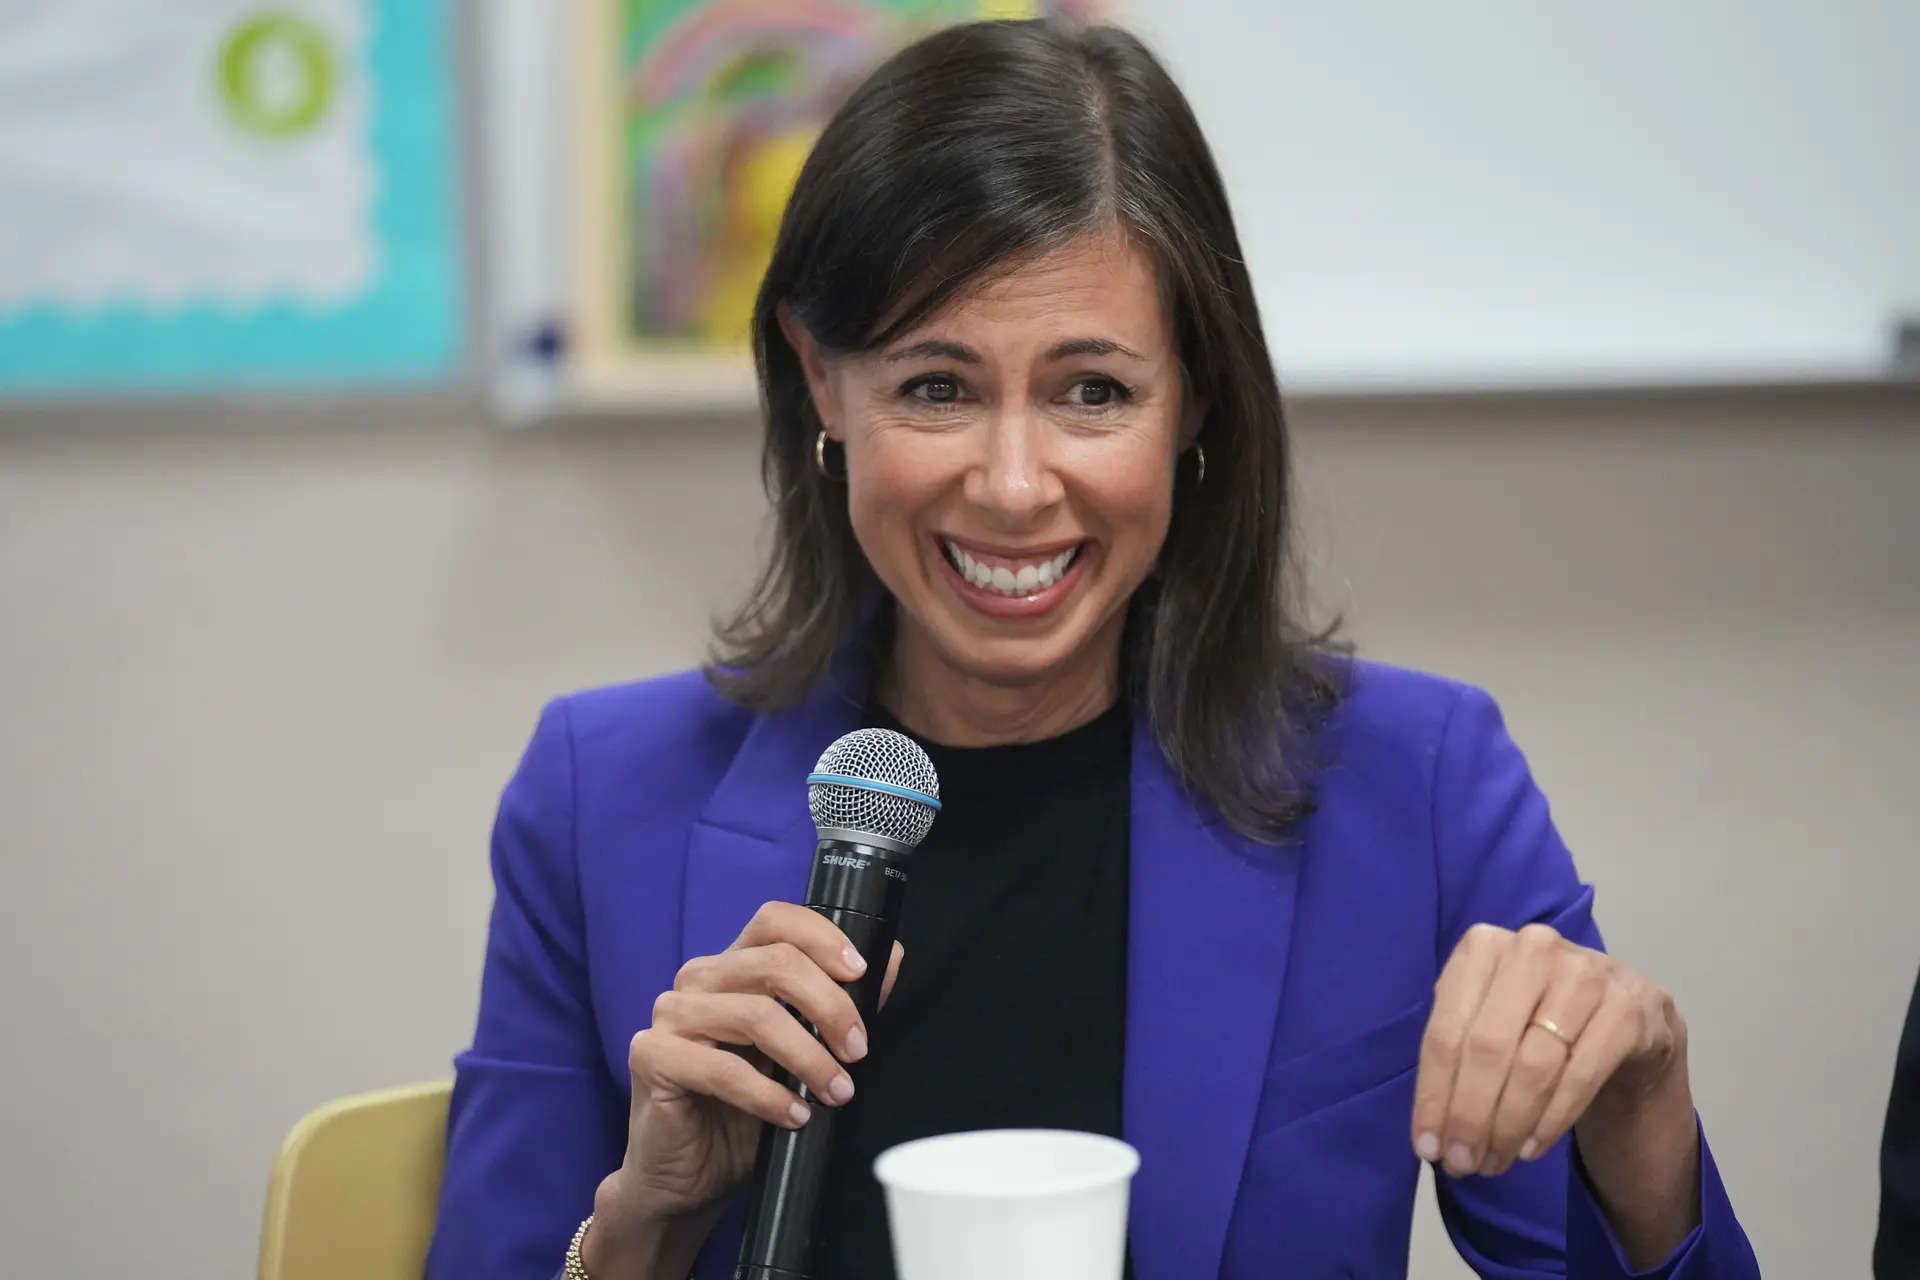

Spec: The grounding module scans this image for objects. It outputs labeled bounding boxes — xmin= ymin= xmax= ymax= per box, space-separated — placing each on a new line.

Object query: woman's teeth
xmin=941 ymin=540 xmax=1080 ymax=597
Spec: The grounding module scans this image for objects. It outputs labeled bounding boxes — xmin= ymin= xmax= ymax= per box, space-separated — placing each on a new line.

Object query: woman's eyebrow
xmin=1044 ymin=337 xmax=1146 ymax=362
xmin=885 ymin=339 xmax=981 ymax=364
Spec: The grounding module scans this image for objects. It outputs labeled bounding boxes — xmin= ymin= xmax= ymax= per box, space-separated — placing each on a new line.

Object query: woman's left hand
xmin=1411 ymin=921 xmax=1688 ymax=1180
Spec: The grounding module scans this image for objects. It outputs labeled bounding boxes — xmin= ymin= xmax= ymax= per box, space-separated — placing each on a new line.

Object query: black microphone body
xmin=734 ymin=833 xmax=911 ymax=1280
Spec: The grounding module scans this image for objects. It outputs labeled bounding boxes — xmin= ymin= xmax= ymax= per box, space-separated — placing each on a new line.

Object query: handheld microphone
xmin=735 ymin=728 xmax=942 ymax=1280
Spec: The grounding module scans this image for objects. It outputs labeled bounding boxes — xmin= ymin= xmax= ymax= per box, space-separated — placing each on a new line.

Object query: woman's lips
xmin=931 ymin=535 xmax=1091 ymax=620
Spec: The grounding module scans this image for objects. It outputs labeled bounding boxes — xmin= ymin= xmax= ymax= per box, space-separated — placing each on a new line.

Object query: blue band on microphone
xmin=805 ymin=772 xmax=942 ymax=811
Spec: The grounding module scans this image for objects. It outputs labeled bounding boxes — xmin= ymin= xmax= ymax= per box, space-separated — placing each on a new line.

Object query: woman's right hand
xmin=583 ymin=901 xmax=904 ymax=1276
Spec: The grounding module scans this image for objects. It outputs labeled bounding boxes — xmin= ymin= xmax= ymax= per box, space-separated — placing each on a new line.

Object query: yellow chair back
xmin=258 ymin=1079 xmax=453 ymax=1280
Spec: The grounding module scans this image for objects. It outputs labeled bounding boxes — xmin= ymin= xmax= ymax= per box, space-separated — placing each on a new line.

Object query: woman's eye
xmin=907 ymin=375 xmax=962 ymax=405
xmin=1070 ymin=377 xmax=1130 ymax=408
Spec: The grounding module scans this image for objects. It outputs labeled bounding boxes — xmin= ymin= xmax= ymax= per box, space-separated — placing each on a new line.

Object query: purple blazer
xmin=427 ymin=659 xmax=1758 ymax=1278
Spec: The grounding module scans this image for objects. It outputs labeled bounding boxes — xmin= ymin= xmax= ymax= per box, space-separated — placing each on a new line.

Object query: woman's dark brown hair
xmin=708 ymin=18 xmax=1341 ymax=839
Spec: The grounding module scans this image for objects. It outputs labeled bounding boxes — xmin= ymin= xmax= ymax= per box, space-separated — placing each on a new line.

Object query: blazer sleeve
xmin=1428 ymin=686 xmax=1760 ymax=1280
xmin=426 ymin=699 xmax=627 ymax=1280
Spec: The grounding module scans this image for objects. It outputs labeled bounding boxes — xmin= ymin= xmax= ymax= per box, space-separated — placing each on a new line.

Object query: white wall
xmin=1 ymin=388 xmax=1916 ymax=1276
xmin=1128 ymin=0 xmax=1920 ymax=389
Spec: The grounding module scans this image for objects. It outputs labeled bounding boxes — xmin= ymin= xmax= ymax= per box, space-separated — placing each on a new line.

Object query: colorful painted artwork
xmin=569 ymin=0 xmax=1100 ymax=401
xmin=0 ymin=0 xmax=461 ymax=395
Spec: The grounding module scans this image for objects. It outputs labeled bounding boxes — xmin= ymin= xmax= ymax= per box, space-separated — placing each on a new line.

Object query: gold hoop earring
xmin=1191 ymin=444 xmax=1206 ymax=488
xmin=814 ymin=429 xmax=833 ymax=480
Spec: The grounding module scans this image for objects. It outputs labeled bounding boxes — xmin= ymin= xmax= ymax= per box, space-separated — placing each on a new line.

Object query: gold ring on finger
xmin=1530 ymin=1015 xmax=1575 ymax=1049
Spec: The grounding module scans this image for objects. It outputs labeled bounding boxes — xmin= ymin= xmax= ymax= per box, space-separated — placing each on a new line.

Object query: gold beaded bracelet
xmin=563 ymin=1215 xmax=594 ymax=1280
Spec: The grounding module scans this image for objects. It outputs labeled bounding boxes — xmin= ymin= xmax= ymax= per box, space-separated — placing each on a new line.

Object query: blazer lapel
xmin=1124 ymin=722 xmax=1303 ymax=1280
xmin=681 ymin=675 xmax=865 ymax=963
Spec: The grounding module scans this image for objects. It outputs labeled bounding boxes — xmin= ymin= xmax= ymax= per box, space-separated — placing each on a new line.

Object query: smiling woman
xmin=718 ymin=22 xmax=1336 ymax=829
xmin=428 ymin=19 xmax=1760 ymax=1280
xmin=776 ymin=229 xmax=1212 ymax=747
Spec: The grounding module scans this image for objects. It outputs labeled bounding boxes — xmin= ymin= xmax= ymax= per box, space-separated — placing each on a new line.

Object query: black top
xmin=812 ymin=700 xmax=1133 ymax=1280
xmin=1877 ymin=962 xmax=1920 ymax=1276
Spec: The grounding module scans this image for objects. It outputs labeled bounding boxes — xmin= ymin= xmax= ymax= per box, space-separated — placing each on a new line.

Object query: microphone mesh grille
xmin=808 ymin=728 xmax=940 ymax=848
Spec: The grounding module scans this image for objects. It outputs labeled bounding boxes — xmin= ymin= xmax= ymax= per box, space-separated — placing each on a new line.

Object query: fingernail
xmin=843 ymin=947 xmax=867 ymax=974
xmin=1415 ymin=1132 xmax=1441 ymax=1162
xmin=1445 ymin=1143 xmax=1475 ymax=1177
xmin=826 ymin=1073 xmax=855 ymax=1105
xmin=1479 ymin=1154 xmax=1501 ymax=1177
xmin=788 ymin=1101 xmax=811 ymax=1128
xmin=1519 ymin=1138 xmax=1539 ymax=1161
xmin=844 ymin=1026 xmax=868 ymax=1061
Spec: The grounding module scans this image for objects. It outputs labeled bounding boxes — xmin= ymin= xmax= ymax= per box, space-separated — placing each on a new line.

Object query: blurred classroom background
xmin=1 ymin=2 xmax=1915 ymax=1276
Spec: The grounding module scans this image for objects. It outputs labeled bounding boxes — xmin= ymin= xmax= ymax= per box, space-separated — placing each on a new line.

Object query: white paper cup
xmin=874 ymin=1129 xmax=1140 ymax=1280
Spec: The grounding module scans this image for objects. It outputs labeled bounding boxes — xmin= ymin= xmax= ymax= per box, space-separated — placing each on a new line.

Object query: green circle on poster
xmin=218 ymin=12 xmax=338 ymax=138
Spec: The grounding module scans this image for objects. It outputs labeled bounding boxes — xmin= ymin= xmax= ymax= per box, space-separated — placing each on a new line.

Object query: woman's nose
xmin=963 ymin=409 xmax=1063 ymax=525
